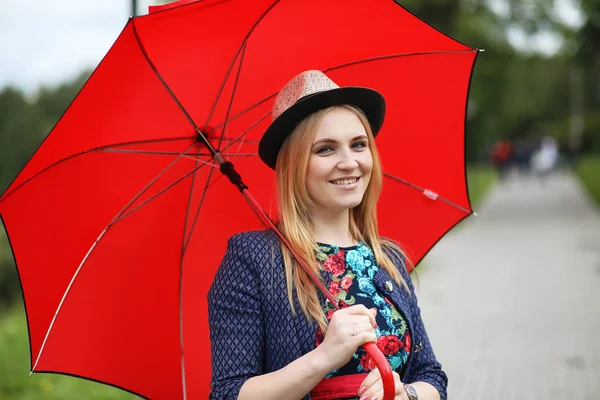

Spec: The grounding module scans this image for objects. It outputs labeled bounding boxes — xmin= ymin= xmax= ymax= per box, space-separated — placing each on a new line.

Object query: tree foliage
xmin=400 ymin=0 xmax=599 ymax=159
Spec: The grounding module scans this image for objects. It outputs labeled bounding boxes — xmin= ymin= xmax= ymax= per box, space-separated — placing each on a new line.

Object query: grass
xmin=0 ymin=303 xmax=136 ymax=400
xmin=466 ymin=164 xmax=497 ymax=210
xmin=575 ymin=154 xmax=600 ymax=208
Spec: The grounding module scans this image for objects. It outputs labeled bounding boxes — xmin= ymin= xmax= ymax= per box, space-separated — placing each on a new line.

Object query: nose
xmin=336 ymin=149 xmax=359 ymax=170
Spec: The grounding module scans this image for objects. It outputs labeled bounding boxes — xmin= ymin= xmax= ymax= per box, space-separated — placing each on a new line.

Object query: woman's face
xmin=306 ymin=107 xmax=373 ymax=215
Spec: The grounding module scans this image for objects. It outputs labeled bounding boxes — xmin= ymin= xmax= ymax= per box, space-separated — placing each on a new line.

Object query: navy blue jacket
xmin=208 ymin=230 xmax=447 ymax=399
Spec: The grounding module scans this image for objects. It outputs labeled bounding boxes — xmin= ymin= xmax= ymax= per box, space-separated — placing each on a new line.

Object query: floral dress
xmin=314 ymin=242 xmax=412 ymax=378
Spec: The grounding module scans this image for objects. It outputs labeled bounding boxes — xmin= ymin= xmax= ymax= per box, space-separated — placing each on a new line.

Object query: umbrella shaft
xmin=196 ymin=134 xmax=248 ymax=193
xmin=218 ymin=159 xmax=248 ymax=192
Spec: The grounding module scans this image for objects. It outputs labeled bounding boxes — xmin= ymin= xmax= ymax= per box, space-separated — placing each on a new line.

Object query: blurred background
xmin=1 ymin=0 xmax=599 ymax=398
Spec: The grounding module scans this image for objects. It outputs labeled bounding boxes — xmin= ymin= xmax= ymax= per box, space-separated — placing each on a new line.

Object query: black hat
xmin=258 ymin=70 xmax=386 ymax=170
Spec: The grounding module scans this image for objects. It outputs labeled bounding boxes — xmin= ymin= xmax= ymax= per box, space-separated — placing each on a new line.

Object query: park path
xmin=415 ymin=170 xmax=600 ymax=399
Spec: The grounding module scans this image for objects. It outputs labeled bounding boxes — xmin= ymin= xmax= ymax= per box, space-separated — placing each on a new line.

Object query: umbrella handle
xmin=363 ymin=342 xmax=396 ymax=400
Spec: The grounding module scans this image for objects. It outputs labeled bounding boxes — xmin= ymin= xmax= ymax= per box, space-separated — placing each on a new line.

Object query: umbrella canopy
xmin=0 ymin=0 xmax=478 ymax=398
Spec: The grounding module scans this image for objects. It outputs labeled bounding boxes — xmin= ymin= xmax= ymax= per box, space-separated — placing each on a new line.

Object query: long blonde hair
xmin=275 ymin=105 xmax=410 ymax=331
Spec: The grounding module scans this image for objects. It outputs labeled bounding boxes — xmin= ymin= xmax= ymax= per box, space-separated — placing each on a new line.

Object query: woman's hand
xmin=315 ymin=305 xmax=378 ymax=371
xmin=357 ymin=368 xmax=407 ymax=400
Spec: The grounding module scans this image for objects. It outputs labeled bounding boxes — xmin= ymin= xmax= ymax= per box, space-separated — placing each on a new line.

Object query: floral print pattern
xmin=314 ymin=242 xmax=412 ymax=378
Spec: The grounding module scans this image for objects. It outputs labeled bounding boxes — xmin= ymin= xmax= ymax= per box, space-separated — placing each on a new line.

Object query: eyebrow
xmin=312 ymin=134 xmax=368 ymax=147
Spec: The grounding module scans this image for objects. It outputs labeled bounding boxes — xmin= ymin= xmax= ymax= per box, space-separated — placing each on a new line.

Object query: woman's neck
xmin=310 ymin=208 xmax=355 ymax=247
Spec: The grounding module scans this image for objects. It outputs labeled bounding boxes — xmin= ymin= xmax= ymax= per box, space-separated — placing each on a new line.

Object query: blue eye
xmin=316 ymin=146 xmax=333 ymax=154
xmin=353 ymin=141 xmax=367 ymax=149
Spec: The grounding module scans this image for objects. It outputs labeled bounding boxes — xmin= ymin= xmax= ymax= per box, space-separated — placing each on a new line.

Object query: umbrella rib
xmin=112 ymin=160 xmax=215 ymax=226
xmin=100 ymin=149 xmax=212 ymax=157
xmin=31 ymin=226 xmax=109 ymax=372
xmin=181 ymin=154 xmax=218 ymax=166
xmin=322 ymin=49 xmax=477 ymax=74
xmin=220 ymin=112 xmax=270 ymax=158
xmin=207 ymin=136 xmax=260 ymax=145
xmin=98 ymin=136 xmax=196 ymax=150
xmin=31 ymin=143 xmax=199 ymax=372
xmin=202 ymin=0 xmax=283 ymax=130
xmin=209 ymin=49 xmax=477 ymax=133
xmin=383 ymin=172 xmax=472 ymax=214
xmin=172 ymin=155 xmax=220 ymax=400
xmin=213 ymin=94 xmax=276 ymax=133
xmin=226 ymin=139 xmax=260 ymax=145
xmin=181 ymin=156 xmax=202 ymax=254
xmin=131 ymin=19 xmax=204 ymax=140
xmin=183 ymin=163 xmax=217 ymax=253
xmin=217 ymin=42 xmax=247 ymax=150
xmin=177 ymin=153 xmax=208 ymax=400
xmin=0 ymin=137 xmax=196 ymax=204
xmin=218 ymin=153 xmax=259 ymax=157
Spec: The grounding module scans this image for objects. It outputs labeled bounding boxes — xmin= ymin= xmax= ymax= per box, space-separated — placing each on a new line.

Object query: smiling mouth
xmin=330 ymin=177 xmax=360 ymax=186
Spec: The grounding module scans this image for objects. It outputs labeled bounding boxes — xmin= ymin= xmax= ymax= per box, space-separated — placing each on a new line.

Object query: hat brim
xmin=258 ymin=87 xmax=386 ymax=170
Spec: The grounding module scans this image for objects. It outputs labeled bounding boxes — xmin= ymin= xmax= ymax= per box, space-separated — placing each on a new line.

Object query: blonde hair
xmin=275 ymin=105 xmax=410 ymax=331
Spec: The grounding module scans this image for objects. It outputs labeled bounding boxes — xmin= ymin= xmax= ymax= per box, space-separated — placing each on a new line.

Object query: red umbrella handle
xmin=363 ymin=342 xmax=396 ymax=400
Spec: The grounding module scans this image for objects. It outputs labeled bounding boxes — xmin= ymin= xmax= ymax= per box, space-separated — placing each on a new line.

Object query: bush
xmin=0 ymin=227 xmax=20 ymax=307
xmin=576 ymin=154 xmax=600 ymax=208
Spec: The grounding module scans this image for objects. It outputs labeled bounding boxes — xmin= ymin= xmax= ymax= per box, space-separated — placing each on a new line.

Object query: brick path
xmin=415 ymin=170 xmax=600 ymax=399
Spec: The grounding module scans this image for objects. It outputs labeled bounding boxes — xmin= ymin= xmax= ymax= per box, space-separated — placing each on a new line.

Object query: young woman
xmin=208 ymin=70 xmax=447 ymax=400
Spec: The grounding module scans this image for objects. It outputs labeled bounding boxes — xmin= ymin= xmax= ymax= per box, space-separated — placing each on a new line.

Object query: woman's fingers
xmin=359 ymin=370 xmax=404 ymax=400
xmin=331 ymin=305 xmax=377 ymax=331
xmin=348 ymin=321 xmax=375 ymax=336
xmin=320 ymin=305 xmax=379 ymax=370
xmin=342 ymin=304 xmax=378 ymax=328
xmin=358 ymin=367 xmax=381 ymax=397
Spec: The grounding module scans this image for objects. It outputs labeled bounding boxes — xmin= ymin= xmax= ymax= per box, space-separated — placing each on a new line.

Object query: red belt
xmin=310 ymin=373 xmax=368 ymax=400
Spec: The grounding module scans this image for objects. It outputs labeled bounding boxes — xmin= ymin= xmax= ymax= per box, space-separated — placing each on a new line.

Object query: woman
xmin=208 ymin=70 xmax=447 ymax=400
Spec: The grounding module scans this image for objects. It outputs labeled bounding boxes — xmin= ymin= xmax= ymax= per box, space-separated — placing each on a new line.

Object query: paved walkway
xmin=415 ymin=170 xmax=600 ymax=399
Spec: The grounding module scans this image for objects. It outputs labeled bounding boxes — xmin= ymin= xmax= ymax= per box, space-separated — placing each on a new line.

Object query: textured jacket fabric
xmin=208 ymin=229 xmax=448 ymax=400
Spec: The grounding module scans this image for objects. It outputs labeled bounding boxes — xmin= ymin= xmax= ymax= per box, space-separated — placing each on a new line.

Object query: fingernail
xmin=357 ymin=386 xmax=366 ymax=396
xmin=369 ymin=396 xmax=378 ymax=400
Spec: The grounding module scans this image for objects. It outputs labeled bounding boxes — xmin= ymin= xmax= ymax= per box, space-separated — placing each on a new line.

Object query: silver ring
xmin=352 ymin=324 xmax=360 ymax=336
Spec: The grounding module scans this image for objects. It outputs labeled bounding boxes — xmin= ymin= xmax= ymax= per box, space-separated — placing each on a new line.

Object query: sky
xmin=0 ymin=0 xmax=586 ymax=95
xmin=0 ymin=0 xmax=155 ymax=94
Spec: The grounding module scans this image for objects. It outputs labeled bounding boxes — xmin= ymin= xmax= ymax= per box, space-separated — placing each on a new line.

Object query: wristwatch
xmin=404 ymin=384 xmax=418 ymax=400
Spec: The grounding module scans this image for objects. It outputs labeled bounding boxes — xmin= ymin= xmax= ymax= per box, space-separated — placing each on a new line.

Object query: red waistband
xmin=310 ymin=373 xmax=368 ymax=400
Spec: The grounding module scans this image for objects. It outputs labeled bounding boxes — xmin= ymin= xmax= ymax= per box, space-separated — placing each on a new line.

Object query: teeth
xmin=332 ymin=178 xmax=358 ymax=185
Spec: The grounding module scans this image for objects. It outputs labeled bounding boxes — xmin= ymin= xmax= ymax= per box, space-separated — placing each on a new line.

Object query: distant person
xmin=513 ymin=137 xmax=534 ymax=175
xmin=490 ymin=139 xmax=513 ymax=181
xmin=531 ymin=136 xmax=559 ymax=178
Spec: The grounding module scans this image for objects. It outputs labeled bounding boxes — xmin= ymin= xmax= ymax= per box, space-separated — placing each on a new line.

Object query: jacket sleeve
xmin=208 ymin=233 xmax=264 ymax=399
xmin=389 ymin=247 xmax=449 ymax=400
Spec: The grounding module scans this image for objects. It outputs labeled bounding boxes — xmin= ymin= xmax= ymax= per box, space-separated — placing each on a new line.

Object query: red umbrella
xmin=0 ymin=0 xmax=478 ymax=399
